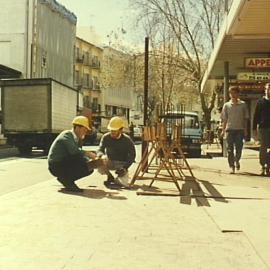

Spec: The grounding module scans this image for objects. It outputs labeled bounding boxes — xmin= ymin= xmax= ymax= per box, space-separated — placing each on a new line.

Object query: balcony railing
xmin=82 ymin=79 xmax=93 ymax=89
xmin=93 ymin=83 xmax=101 ymax=91
xmin=91 ymin=103 xmax=101 ymax=113
xmin=91 ymin=60 xmax=100 ymax=69
xmin=76 ymin=53 xmax=84 ymax=63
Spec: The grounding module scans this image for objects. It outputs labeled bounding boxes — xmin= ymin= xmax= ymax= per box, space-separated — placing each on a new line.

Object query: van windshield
xmin=161 ymin=114 xmax=200 ymax=129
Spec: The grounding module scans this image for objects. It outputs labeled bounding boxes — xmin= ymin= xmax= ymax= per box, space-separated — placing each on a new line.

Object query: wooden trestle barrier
xmin=130 ymin=123 xmax=195 ymax=192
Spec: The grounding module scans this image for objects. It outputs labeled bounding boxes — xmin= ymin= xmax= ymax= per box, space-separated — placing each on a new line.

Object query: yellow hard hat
xmin=107 ymin=116 xmax=124 ymax=130
xmin=72 ymin=116 xmax=90 ymax=130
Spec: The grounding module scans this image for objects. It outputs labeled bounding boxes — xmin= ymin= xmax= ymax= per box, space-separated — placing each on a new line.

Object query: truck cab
xmin=159 ymin=111 xmax=202 ymax=158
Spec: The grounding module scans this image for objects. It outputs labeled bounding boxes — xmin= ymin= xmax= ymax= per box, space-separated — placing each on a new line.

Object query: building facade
xmin=101 ymin=46 xmax=133 ymax=131
xmin=75 ymin=37 xmax=102 ymax=127
xmin=0 ymin=0 xmax=76 ymax=87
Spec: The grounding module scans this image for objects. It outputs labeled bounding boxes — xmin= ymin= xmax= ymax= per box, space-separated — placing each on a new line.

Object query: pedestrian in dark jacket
xmin=253 ymin=83 xmax=270 ymax=176
xmin=48 ymin=116 xmax=97 ymax=192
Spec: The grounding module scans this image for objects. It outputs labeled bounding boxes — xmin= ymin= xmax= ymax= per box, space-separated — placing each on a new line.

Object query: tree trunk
xmin=204 ymin=110 xmax=212 ymax=130
xmin=198 ymin=83 xmax=217 ymax=131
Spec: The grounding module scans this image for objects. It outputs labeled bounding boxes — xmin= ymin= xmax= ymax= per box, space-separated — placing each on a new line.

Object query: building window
xmin=83 ymin=73 xmax=91 ymax=87
xmin=76 ymin=47 xmax=80 ymax=58
xmin=85 ymin=52 xmax=90 ymax=65
xmin=75 ymin=70 xmax=80 ymax=85
xmin=92 ymin=98 xmax=99 ymax=112
xmin=105 ymin=105 xmax=113 ymax=117
xmin=86 ymin=74 xmax=90 ymax=87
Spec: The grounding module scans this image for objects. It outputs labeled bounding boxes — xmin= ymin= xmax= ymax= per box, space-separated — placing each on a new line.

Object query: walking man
xmin=221 ymin=86 xmax=249 ymax=174
xmin=253 ymin=82 xmax=270 ymax=176
xmin=48 ymin=116 xmax=98 ymax=192
xmin=95 ymin=116 xmax=136 ymax=188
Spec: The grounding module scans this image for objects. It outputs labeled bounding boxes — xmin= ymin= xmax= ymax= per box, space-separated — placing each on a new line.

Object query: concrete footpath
xmin=1 ymin=146 xmax=270 ymax=270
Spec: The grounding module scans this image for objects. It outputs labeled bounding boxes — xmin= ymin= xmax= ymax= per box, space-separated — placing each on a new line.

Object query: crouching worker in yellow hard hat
xmin=48 ymin=116 xmax=99 ymax=192
xmin=94 ymin=116 xmax=136 ymax=188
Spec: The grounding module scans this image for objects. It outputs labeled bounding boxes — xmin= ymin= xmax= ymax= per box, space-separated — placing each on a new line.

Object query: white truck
xmin=0 ymin=78 xmax=81 ymax=155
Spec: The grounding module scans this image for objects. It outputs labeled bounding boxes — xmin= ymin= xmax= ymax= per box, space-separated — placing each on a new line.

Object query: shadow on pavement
xmin=238 ymin=172 xmax=266 ymax=177
xmin=132 ymin=177 xmax=229 ymax=207
xmin=206 ymin=152 xmax=223 ymax=158
xmin=180 ymin=179 xmax=229 ymax=207
xmin=181 ymin=178 xmax=269 ymax=206
xmin=58 ymin=188 xmax=127 ymax=200
xmin=130 ymin=184 xmax=163 ymax=193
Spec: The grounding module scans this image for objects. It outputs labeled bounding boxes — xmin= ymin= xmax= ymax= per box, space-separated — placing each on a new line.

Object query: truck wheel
xmin=43 ymin=145 xmax=51 ymax=155
xmin=18 ymin=145 xmax=32 ymax=155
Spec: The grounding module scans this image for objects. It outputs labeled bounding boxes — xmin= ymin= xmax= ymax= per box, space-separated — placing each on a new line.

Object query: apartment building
xmin=74 ymin=37 xmax=103 ymax=123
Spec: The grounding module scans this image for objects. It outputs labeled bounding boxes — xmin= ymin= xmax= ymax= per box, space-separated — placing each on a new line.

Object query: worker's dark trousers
xmin=259 ymin=128 xmax=270 ymax=167
xmin=226 ymin=130 xmax=244 ymax=168
xmin=48 ymin=155 xmax=93 ymax=186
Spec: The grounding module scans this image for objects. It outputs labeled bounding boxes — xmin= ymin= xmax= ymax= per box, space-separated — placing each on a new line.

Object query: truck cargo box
xmin=0 ymin=78 xmax=80 ymax=154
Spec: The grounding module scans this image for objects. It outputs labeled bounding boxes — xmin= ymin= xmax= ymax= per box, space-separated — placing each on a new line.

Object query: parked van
xmin=159 ymin=111 xmax=202 ymax=157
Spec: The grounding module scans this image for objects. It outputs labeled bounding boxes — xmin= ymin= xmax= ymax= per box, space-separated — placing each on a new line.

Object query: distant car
xmin=159 ymin=111 xmax=202 ymax=158
xmin=133 ymin=126 xmax=142 ymax=141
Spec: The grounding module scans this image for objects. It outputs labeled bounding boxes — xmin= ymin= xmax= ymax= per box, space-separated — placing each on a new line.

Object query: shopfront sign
xmin=245 ymin=58 xmax=270 ymax=68
xmin=230 ymin=82 xmax=265 ymax=92
xmin=237 ymin=72 xmax=270 ymax=81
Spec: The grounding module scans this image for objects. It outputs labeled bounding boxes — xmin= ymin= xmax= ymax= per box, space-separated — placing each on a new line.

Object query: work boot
xmin=57 ymin=178 xmax=83 ymax=192
xmin=64 ymin=184 xmax=84 ymax=193
xmin=103 ymin=173 xmax=124 ymax=189
xmin=60 ymin=183 xmax=84 ymax=193
xmin=235 ymin=161 xmax=240 ymax=171
xmin=103 ymin=173 xmax=115 ymax=185
xmin=266 ymin=167 xmax=270 ymax=176
xmin=230 ymin=166 xmax=235 ymax=174
xmin=260 ymin=166 xmax=266 ymax=176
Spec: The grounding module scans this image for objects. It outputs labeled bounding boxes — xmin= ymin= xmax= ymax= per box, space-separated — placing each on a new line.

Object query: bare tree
xmin=133 ymin=15 xmax=198 ymax=121
xmin=131 ymin=0 xmax=226 ymax=129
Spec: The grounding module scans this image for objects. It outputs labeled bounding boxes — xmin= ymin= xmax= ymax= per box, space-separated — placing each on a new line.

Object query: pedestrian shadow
xmin=180 ymin=179 xmax=229 ymax=207
xmin=195 ymin=167 xmax=228 ymax=174
xmin=237 ymin=172 xmax=264 ymax=177
xmin=58 ymin=188 xmax=127 ymax=200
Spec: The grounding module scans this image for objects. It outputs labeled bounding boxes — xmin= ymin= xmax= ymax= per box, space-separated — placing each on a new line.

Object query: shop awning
xmin=201 ymin=0 xmax=270 ymax=91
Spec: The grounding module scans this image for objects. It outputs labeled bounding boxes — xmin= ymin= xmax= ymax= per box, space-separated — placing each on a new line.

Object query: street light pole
xmin=142 ymin=37 xmax=149 ymax=168
xmin=143 ymin=37 xmax=149 ymax=127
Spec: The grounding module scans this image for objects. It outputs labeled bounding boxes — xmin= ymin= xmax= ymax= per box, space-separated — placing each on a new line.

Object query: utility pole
xmin=223 ymin=61 xmax=229 ymax=157
xmin=142 ymin=37 xmax=149 ymax=168
xmin=225 ymin=0 xmax=229 ymax=13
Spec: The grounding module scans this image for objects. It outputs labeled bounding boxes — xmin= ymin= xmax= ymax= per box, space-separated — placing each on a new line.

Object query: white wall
xmin=52 ymin=81 xmax=78 ymax=131
xmin=0 ymin=0 xmax=76 ymax=86
xmin=103 ymin=86 xmax=132 ymax=108
xmin=0 ymin=0 xmax=27 ymax=73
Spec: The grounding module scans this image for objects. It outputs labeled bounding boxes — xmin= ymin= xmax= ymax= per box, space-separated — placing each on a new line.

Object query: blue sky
xmin=58 ymin=0 xmax=135 ymax=43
